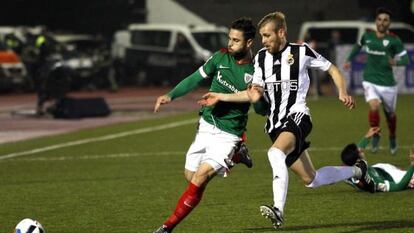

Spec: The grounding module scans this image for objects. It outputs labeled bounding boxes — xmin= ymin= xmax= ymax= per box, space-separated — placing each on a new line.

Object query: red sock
xmin=386 ymin=113 xmax=397 ymax=138
xmin=368 ymin=110 xmax=380 ymax=127
xmin=164 ymin=182 xmax=204 ymax=230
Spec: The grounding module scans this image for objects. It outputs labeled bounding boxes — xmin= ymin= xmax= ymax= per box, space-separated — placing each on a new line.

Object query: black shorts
xmin=268 ymin=113 xmax=313 ymax=167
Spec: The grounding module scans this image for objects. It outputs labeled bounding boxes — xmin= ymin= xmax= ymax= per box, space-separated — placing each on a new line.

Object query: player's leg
xmin=230 ymin=133 xmax=253 ymax=168
xmin=155 ymin=118 xmax=239 ymax=232
xmin=154 ymin=121 xmax=207 ymax=233
xmin=290 ymin=150 xmax=315 ymax=185
xmin=368 ymin=99 xmax=381 ymax=152
xmin=184 ymin=170 xmax=195 ymax=182
xmin=381 ymin=85 xmax=398 ymax=154
xmin=269 ymin=131 xmax=295 ymax=211
xmin=157 ymin=163 xmax=216 ymax=233
xmin=292 ymin=151 xmax=369 ymax=189
xmin=363 ymin=81 xmax=381 ymax=152
xmin=260 ymin=131 xmax=295 ymax=229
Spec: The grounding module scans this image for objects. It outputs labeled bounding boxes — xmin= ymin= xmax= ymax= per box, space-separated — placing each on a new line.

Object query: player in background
xmin=153 ymin=18 xmax=256 ymax=233
xmin=341 ymin=127 xmax=414 ymax=192
xmin=344 ymin=7 xmax=409 ymax=154
xmin=199 ymin=11 xmax=374 ymax=229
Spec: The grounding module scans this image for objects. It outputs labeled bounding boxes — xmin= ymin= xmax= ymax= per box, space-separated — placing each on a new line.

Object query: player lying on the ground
xmin=341 ymin=127 xmax=414 ymax=192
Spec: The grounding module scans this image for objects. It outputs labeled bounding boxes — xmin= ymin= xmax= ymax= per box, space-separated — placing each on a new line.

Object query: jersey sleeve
xmin=198 ymin=51 xmax=220 ymax=78
xmin=252 ymin=52 xmax=265 ymax=87
xmin=393 ymin=37 xmax=409 ymax=66
xmin=346 ymin=33 xmax=365 ymax=62
xmin=358 ymin=32 xmax=366 ymax=46
xmin=304 ymin=44 xmax=332 ymax=71
xmin=167 ymin=70 xmax=204 ymax=100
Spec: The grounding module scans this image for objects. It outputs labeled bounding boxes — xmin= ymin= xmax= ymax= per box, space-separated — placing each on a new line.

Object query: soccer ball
xmin=14 ymin=218 xmax=45 ymax=233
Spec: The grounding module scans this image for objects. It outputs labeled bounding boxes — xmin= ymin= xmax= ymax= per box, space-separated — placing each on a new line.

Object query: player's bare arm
xmin=327 ymin=64 xmax=355 ymax=109
xmin=198 ymin=91 xmax=250 ymax=107
xmin=365 ymin=127 xmax=381 ymax=138
xmin=154 ymin=95 xmax=172 ymax=113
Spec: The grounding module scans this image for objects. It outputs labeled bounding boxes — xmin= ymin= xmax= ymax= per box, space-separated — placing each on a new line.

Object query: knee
xmin=191 ymin=171 xmax=210 ymax=187
xmin=184 ymin=170 xmax=194 ymax=182
xmin=267 ymin=147 xmax=286 ymax=163
xmin=369 ymin=101 xmax=381 ymax=111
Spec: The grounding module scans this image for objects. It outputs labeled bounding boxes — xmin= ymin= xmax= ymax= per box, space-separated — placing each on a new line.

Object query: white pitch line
xmin=4 ymin=146 xmax=414 ymax=162
xmin=0 ymin=118 xmax=198 ymax=161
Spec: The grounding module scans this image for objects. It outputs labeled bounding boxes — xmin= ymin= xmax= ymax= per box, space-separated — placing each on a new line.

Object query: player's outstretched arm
xmin=154 ymin=95 xmax=172 ymax=113
xmin=198 ymin=90 xmax=252 ymax=107
xmin=327 ymin=64 xmax=355 ymax=109
xmin=365 ymin=127 xmax=381 ymax=139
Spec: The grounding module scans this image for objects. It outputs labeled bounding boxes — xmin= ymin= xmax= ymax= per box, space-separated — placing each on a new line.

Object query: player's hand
xmin=154 ymin=95 xmax=172 ymax=113
xmin=343 ymin=62 xmax=351 ymax=71
xmin=365 ymin=127 xmax=381 ymax=138
xmin=198 ymin=92 xmax=221 ymax=106
xmin=339 ymin=94 xmax=355 ymax=109
xmin=388 ymin=58 xmax=397 ymax=66
xmin=247 ymin=84 xmax=263 ymax=102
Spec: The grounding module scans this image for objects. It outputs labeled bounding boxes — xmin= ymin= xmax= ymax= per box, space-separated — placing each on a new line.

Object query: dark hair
xmin=376 ymin=7 xmax=392 ymax=18
xmin=231 ymin=17 xmax=256 ymax=40
xmin=341 ymin=143 xmax=360 ymax=166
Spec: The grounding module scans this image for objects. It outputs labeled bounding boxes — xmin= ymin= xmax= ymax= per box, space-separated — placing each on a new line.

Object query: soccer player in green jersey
xmin=341 ymin=127 xmax=414 ymax=192
xmin=344 ymin=7 xmax=409 ymax=154
xmin=200 ymin=11 xmax=374 ymax=229
xmin=153 ymin=18 xmax=256 ymax=233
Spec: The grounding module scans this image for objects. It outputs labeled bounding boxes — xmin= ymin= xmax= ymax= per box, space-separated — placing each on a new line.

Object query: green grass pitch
xmin=0 ymin=95 xmax=413 ymax=232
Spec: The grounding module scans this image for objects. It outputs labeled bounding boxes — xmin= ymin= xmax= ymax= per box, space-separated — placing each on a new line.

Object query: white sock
xmin=267 ymin=147 xmax=288 ymax=212
xmin=306 ymin=166 xmax=354 ymax=188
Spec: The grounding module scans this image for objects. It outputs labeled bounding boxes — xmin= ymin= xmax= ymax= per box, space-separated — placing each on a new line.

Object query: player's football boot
xmin=233 ymin=143 xmax=253 ymax=168
xmin=259 ymin=205 xmax=284 ymax=229
xmin=389 ymin=137 xmax=397 ymax=155
xmin=355 ymin=159 xmax=376 ymax=193
xmin=371 ymin=134 xmax=380 ymax=153
xmin=153 ymin=225 xmax=171 ymax=233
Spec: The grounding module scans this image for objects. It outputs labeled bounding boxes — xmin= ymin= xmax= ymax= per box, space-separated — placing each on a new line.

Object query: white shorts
xmin=372 ymin=163 xmax=405 ymax=183
xmin=362 ymin=81 xmax=397 ymax=113
xmin=185 ymin=117 xmax=241 ymax=177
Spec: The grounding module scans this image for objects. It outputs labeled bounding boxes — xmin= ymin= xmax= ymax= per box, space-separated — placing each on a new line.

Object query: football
xmin=14 ymin=218 xmax=45 ymax=233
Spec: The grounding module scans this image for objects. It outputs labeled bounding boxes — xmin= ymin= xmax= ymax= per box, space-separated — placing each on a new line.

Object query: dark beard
xmin=231 ymin=50 xmax=247 ymax=60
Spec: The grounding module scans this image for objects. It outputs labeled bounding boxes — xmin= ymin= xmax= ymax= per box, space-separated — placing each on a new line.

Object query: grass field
xmin=0 ymin=95 xmax=413 ymax=233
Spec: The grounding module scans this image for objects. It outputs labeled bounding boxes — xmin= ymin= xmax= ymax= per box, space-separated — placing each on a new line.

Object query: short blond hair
xmin=258 ymin=11 xmax=287 ymax=33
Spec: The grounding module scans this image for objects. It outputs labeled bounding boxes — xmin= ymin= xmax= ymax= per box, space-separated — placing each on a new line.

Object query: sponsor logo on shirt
xmin=383 ymin=40 xmax=390 ymax=47
xmin=266 ymin=80 xmax=298 ymax=91
xmin=217 ymin=71 xmax=239 ymax=93
xmin=366 ymin=47 xmax=386 ymax=56
xmin=274 ymin=59 xmax=281 ymax=65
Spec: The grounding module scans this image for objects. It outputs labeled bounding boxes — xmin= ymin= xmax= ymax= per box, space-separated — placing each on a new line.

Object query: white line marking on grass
xmin=7 ymin=146 xmax=414 ymax=162
xmin=16 ymin=151 xmax=186 ymax=161
xmin=0 ymin=118 xmax=198 ymax=161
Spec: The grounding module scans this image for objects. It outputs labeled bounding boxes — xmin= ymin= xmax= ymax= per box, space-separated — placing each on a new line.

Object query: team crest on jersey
xmin=244 ymin=73 xmax=253 ymax=83
xmin=287 ymin=53 xmax=294 ymax=65
xmin=383 ymin=40 xmax=390 ymax=47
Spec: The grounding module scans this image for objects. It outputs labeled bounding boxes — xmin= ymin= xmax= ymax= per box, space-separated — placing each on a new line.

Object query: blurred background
xmin=0 ymin=0 xmax=413 ymax=113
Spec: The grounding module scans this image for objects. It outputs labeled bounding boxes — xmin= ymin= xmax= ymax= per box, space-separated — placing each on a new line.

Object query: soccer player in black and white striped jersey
xmin=200 ymin=11 xmax=375 ymax=229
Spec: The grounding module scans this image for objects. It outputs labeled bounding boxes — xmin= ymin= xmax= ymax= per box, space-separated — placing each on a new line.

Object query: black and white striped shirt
xmin=252 ymin=43 xmax=331 ymax=133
